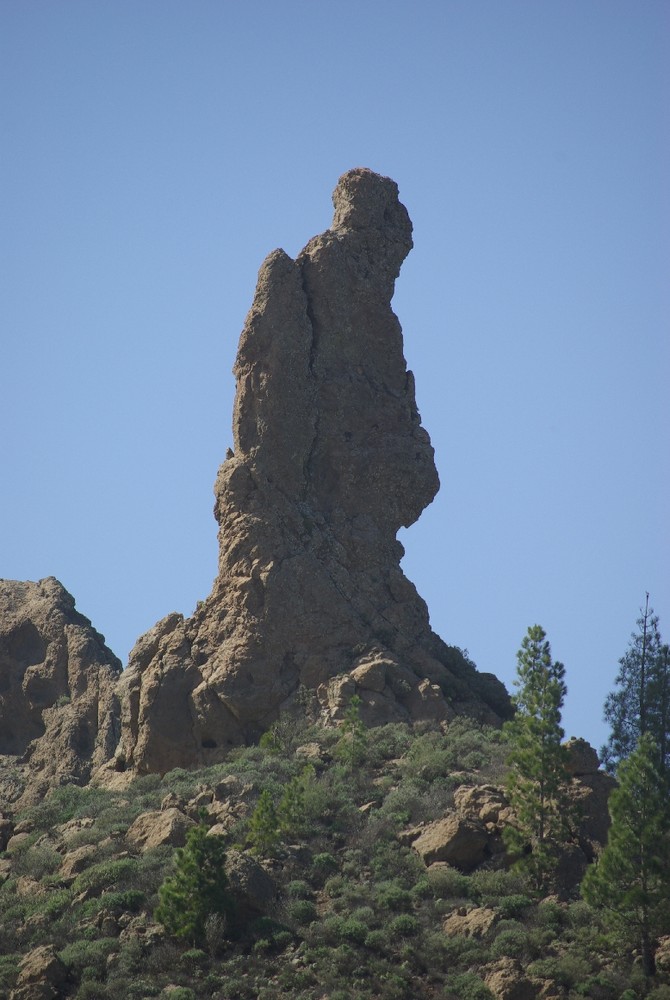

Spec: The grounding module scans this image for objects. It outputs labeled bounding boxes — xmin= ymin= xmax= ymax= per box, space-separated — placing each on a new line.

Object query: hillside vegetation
xmin=2 ymin=711 xmax=669 ymax=1000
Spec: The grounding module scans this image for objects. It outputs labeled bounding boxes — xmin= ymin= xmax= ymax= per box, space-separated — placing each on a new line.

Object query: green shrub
xmin=180 ymin=947 xmax=207 ymax=969
xmin=59 ymin=937 xmax=118 ymax=977
xmin=490 ymin=925 xmax=529 ymax=959
xmin=25 ymin=887 xmax=73 ymax=920
xmin=497 ymin=893 xmax=533 ymax=919
xmin=287 ymin=899 xmax=317 ymax=925
xmin=0 ymin=954 xmax=20 ymax=994
xmin=286 ymin=879 xmax=312 ymax=898
xmin=324 ymin=875 xmax=345 ymax=897
xmin=364 ymin=928 xmax=388 ymax=951
xmin=535 ymin=898 xmax=565 ymax=929
xmin=13 ymin=841 xmax=61 ymax=879
xmin=410 ymin=877 xmax=432 ymax=901
xmin=527 ymin=956 xmax=577 ymax=984
xmin=426 ymin=864 xmax=470 ymax=900
xmin=365 ymin=723 xmax=412 ymax=765
xmin=388 ymin=913 xmax=419 ymax=937
xmin=72 ymin=858 xmax=139 ymax=895
xmin=80 ymin=889 xmax=145 ymax=917
xmin=161 ymin=989 xmax=195 ymax=1000
xmin=338 ymin=916 xmax=368 ymax=944
xmin=75 ymin=981 xmax=108 ymax=1000
xmin=468 ymin=868 xmax=529 ymax=902
xmin=446 ymin=971 xmax=494 ymax=1000
xmin=375 ymin=881 xmax=413 ymax=912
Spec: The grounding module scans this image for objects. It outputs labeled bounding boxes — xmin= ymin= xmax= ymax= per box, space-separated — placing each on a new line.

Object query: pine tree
xmin=582 ymin=733 xmax=670 ymax=978
xmin=246 ymin=788 xmax=280 ymax=856
xmin=155 ymin=821 xmax=234 ymax=946
xmin=277 ymin=765 xmax=315 ymax=838
xmin=334 ymin=693 xmax=368 ymax=768
xmin=601 ymin=595 xmax=668 ymax=779
xmin=503 ymin=625 xmax=575 ymax=891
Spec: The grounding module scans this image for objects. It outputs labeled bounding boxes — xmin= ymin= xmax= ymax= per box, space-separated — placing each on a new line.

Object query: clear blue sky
xmin=2 ymin=1 xmax=668 ymax=752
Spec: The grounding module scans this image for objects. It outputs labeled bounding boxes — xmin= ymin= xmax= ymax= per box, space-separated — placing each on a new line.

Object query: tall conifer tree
xmin=582 ymin=733 xmax=670 ymax=978
xmin=601 ymin=596 xmax=668 ymax=780
xmin=156 ymin=821 xmax=234 ymax=945
xmin=503 ymin=625 xmax=575 ymax=890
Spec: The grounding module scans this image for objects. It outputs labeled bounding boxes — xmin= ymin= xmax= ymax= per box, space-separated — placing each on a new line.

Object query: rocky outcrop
xmin=0 ymin=577 xmax=121 ymax=805
xmin=10 ymin=945 xmax=67 ymax=1000
xmin=125 ymin=808 xmax=196 ymax=853
xmin=443 ymin=906 xmax=499 ymax=938
xmin=116 ymin=168 xmax=510 ymax=774
xmin=411 ymin=814 xmax=490 ymax=871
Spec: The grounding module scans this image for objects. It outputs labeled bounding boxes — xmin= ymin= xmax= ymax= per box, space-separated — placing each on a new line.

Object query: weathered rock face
xmin=116 ymin=168 xmax=511 ymax=774
xmin=0 ymin=577 xmax=121 ymax=805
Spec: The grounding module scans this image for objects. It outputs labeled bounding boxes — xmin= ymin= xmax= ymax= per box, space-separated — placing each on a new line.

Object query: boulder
xmin=225 ymin=849 xmax=277 ymax=918
xmin=484 ymin=958 xmax=538 ymax=1000
xmin=58 ymin=843 xmax=100 ymax=880
xmin=454 ymin=784 xmax=510 ymax=827
xmin=412 ymin=814 xmax=489 ymax=871
xmin=10 ymin=946 xmax=67 ymax=1000
xmin=125 ymin=808 xmax=195 ymax=852
xmin=443 ymin=906 xmax=498 ymax=938
xmin=116 ymin=168 xmax=511 ymax=774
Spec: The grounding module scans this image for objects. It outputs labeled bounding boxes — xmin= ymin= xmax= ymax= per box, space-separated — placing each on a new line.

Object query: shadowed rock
xmin=0 ymin=577 xmax=121 ymax=805
xmin=115 ymin=168 xmax=511 ymax=774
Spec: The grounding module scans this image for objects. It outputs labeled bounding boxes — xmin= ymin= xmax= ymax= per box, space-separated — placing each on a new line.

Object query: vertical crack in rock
xmin=117 ymin=168 xmax=511 ymax=774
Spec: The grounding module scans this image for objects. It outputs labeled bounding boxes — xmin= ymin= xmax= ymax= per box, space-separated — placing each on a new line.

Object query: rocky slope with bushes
xmin=0 ymin=715 xmax=663 ymax=1000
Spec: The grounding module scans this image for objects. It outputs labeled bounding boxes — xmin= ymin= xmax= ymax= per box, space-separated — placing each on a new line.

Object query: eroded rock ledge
xmin=116 ymin=168 xmax=510 ymax=774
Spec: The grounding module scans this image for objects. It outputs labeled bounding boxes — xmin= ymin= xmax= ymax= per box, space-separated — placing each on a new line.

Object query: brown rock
xmin=443 ymin=906 xmax=498 ymax=938
xmin=454 ymin=784 xmax=509 ymax=826
xmin=412 ymin=814 xmax=489 ymax=871
xmin=564 ymin=738 xmax=600 ymax=776
xmin=6 ymin=831 xmax=31 ymax=854
xmin=656 ymin=935 xmax=670 ymax=972
xmin=117 ymin=169 xmax=510 ymax=774
xmin=58 ymin=843 xmax=100 ymax=880
xmin=569 ymin=770 xmax=616 ymax=857
xmin=0 ymin=815 xmax=14 ymax=852
xmin=125 ymin=808 xmax=195 ymax=852
xmin=225 ymin=849 xmax=277 ymax=918
xmin=0 ymin=577 xmax=121 ymax=805
xmin=11 ymin=945 xmax=67 ymax=1000
xmin=485 ymin=958 xmax=538 ymax=1000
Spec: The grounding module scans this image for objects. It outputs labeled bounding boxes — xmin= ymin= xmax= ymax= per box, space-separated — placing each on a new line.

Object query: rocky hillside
xmin=1 ymin=716 xmax=655 ymax=1000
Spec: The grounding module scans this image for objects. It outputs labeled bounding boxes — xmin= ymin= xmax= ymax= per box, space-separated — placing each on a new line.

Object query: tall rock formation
xmin=117 ymin=168 xmax=510 ymax=775
xmin=0 ymin=577 xmax=121 ymax=805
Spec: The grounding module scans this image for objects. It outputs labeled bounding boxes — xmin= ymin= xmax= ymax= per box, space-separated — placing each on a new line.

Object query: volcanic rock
xmin=0 ymin=577 xmax=121 ymax=805
xmin=114 ymin=168 xmax=511 ymax=773
xmin=125 ymin=808 xmax=196 ymax=852
xmin=411 ymin=814 xmax=490 ymax=870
